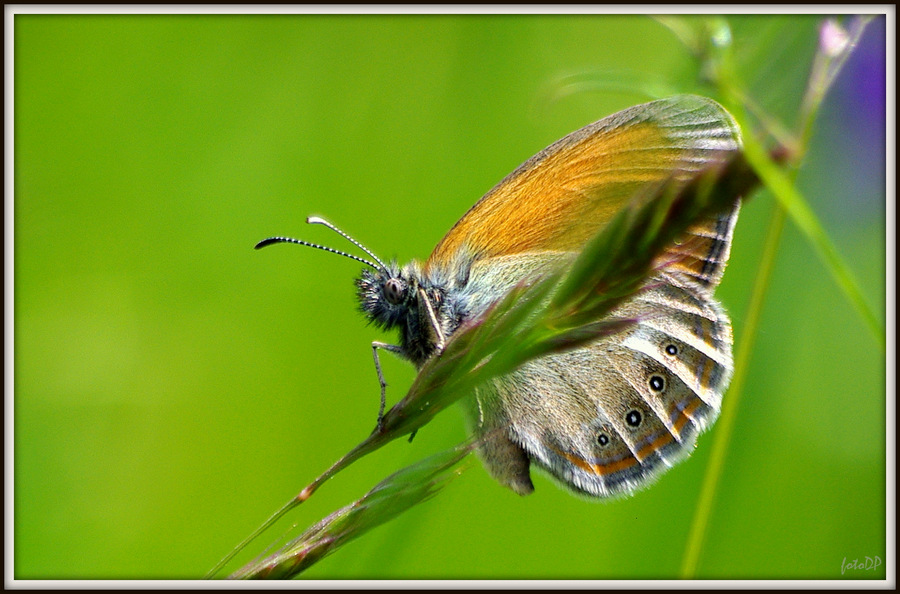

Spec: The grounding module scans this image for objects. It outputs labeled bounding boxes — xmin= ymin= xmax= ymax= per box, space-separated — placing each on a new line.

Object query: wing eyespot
xmin=625 ymin=410 xmax=643 ymax=427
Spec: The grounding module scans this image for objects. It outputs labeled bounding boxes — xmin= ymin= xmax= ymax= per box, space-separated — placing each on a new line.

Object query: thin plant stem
xmin=740 ymin=136 xmax=884 ymax=349
xmin=206 ymin=429 xmax=395 ymax=578
xmin=681 ymin=16 xmax=880 ymax=578
xmin=721 ymin=18 xmax=883 ymax=350
xmin=680 ymin=201 xmax=787 ymax=578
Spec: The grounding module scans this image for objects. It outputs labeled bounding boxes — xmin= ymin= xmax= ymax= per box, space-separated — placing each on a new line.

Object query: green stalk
xmin=680 ymin=15 xmax=880 ymax=578
xmin=680 ymin=201 xmax=787 ymax=578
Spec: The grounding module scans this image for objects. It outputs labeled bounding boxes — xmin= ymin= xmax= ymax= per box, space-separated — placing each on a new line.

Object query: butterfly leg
xmin=417 ymin=287 xmax=446 ymax=354
xmin=371 ymin=341 xmax=404 ymax=432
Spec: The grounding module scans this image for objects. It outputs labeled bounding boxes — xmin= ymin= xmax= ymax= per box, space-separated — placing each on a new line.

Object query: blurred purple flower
xmin=812 ymin=16 xmax=886 ymax=227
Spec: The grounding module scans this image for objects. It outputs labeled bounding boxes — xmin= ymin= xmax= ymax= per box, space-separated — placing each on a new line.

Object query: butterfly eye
xmin=384 ymin=278 xmax=405 ymax=305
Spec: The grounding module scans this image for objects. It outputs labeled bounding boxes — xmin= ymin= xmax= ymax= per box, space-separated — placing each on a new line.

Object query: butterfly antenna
xmin=254 ymin=236 xmax=381 ymax=270
xmin=306 ymin=216 xmax=389 ymax=271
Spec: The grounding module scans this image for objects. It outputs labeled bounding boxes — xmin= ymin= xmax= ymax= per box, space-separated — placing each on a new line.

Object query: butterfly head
xmin=357 ymin=260 xmax=456 ymax=366
xmin=255 ymin=215 xmax=404 ymax=329
xmin=356 ymin=261 xmax=415 ymax=331
xmin=256 ymin=216 xmax=453 ymax=365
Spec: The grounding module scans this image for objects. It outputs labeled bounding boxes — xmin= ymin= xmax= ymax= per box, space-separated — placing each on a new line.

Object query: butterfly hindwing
xmin=471 ymin=272 xmax=734 ymax=497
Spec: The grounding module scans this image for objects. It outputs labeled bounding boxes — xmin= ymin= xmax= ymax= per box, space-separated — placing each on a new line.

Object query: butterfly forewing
xmin=425 ymin=95 xmax=741 ymax=271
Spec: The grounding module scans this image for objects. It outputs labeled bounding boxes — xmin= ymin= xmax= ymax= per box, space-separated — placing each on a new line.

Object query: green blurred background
xmin=13 ymin=13 xmax=887 ymax=580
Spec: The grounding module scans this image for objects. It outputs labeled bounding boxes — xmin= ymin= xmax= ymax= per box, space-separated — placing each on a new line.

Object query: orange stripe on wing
xmin=635 ymin=430 xmax=677 ymax=461
xmin=671 ymin=397 xmax=702 ymax=438
xmin=550 ymin=429 xmax=677 ymax=477
xmin=554 ymin=447 xmax=641 ymax=477
xmin=698 ymin=354 xmax=717 ymax=392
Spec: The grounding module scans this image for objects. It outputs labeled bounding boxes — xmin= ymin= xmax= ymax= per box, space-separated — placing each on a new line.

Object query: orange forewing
xmin=425 ymin=95 xmax=741 ymax=272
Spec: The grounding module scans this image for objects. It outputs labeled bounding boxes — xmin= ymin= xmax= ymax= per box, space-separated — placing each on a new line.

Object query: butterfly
xmin=258 ymin=94 xmax=742 ymax=498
